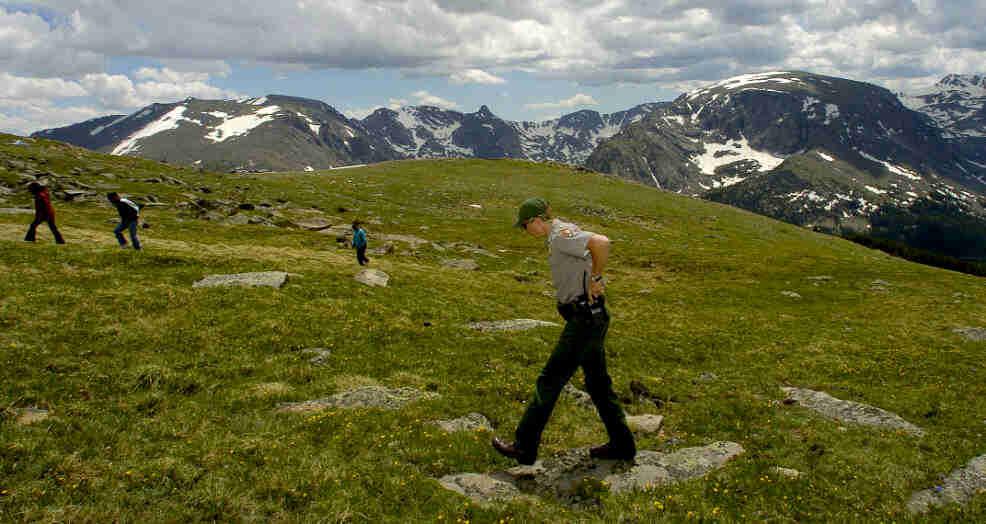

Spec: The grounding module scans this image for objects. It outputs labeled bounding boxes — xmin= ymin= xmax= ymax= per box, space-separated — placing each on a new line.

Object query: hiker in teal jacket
xmin=352 ymin=221 xmax=369 ymax=265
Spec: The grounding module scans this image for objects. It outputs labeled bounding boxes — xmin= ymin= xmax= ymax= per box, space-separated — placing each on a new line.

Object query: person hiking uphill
xmin=107 ymin=192 xmax=141 ymax=250
xmin=24 ymin=182 xmax=65 ymax=244
xmin=352 ymin=220 xmax=369 ymax=265
xmin=492 ymin=197 xmax=636 ymax=465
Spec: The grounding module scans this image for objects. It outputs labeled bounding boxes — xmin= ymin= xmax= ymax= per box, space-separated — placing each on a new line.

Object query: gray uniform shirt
xmin=548 ymin=219 xmax=594 ymax=304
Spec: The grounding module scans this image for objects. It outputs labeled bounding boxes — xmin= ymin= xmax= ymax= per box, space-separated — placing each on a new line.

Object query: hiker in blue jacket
xmin=352 ymin=220 xmax=369 ymax=265
xmin=108 ymin=192 xmax=141 ymax=250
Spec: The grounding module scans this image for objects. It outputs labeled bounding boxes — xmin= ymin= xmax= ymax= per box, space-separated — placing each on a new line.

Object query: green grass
xmin=2 ymin=134 xmax=986 ymax=522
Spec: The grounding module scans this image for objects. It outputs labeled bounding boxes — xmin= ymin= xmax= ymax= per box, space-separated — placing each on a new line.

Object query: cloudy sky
xmin=1 ymin=0 xmax=984 ymax=135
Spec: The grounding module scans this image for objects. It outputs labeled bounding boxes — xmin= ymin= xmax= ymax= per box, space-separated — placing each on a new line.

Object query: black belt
xmin=557 ymin=295 xmax=606 ymax=322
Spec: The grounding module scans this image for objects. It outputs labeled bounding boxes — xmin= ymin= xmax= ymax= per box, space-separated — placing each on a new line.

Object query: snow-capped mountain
xmin=902 ymin=74 xmax=986 ymax=166
xmin=36 ymin=97 xmax=665 ymax=171
xmin=359 ymin=102 xmax=666 ymax=164
xmin=34 ymin=95 xmax=400 ymax=171
xmin=903 ymin=74 xmax=986 ymax=138
xmin=586 ymin=71 xmax=986 ymax=258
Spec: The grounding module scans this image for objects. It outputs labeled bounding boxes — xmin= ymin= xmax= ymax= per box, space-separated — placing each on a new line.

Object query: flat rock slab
xmin=354 ymin=269 xmax=389 ymax=287
xmin=467 ymin=319 xmax=560 ymax=332
xmin=438 ymin=473 xmax=523 ymax=505
xmin=293 ymin=217 xmax=333 ymax=230
xmin=193 ymin=271 xmax=289 ymax=289
xmin=15 ymin=407 xmax=50 ymax=425
xmin=908 ymin=454 xmax=986 ymax=514
xmin=0 ymin=208 xmax=33 ymax=215
xmin=434 ymin=412 xmax=493 ymax=433
xmin=627 ymin=414 xmax=664 ymax=434
xmin=378 ymin=234 xmax=431 ymax=248
xmin=772 ymin=467 xmax=802 ymax=479
xmin=954 ymin=327 xmax=986 ymax=342
xmin=443 ymin=258 xmax=480 ymax=270
xmin=277 ymin=386 xmax=437 ymax=413
xmin=781 ymin=387 xmax=924 ymax=436
xmin=301 ymin=348 xmax=331 ymax=365
xmin=781 ymin=291 xmax=802 ymax=299
xmin=499 ymin=442 xmax=744 ymax=502
xmin=562 ymin=384 xmax=595 ymax=409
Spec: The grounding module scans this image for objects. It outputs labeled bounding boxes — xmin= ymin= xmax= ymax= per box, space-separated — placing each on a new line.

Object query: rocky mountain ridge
xmin=35 ymin=98 xmax=666 ymax=171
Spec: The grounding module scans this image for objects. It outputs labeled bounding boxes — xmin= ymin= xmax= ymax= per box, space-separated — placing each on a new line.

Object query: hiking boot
xmin=589 ymin=442 xmax=636 ymax=461
xmin=491 ymin=437 xmax=536 ymax=465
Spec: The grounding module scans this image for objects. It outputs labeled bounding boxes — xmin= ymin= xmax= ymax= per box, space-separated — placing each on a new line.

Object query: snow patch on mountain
xmin=858 ymin=150 xmax=921 ymax=180
xmin=113 ymin=106 xmax=201 ymax=155
xmin=205 ymin=106 xmax=281 ymax=143
xmin=687 ymin=72 xmax=805 ymax=100
xmin=691 ymin=136 xmax=785 ymax=176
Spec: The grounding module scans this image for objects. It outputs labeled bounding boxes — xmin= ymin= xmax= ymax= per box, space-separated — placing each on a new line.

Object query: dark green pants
xmin=514 ymin=301 xmax=635 ymax=459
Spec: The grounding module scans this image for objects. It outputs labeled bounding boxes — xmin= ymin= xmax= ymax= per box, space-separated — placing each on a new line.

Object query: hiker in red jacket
xmin=24 ymin=182 xmax=65 ymax=244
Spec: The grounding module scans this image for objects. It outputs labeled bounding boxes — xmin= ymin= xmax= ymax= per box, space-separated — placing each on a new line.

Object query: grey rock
xmin=781 ymin=291 xmax=802 ymax=299
xmin=954 ymin=327 xmax=986 ymax=342
xmin=626 ymin=414 xmax=664 ymax=434
xmin=907 ymin=454 xmax=986 ymax=514
xmin=301 ymin=348 xmax=331 ymax=365
xmin=15 ymin=407 xmax=50 ymax=425
xmin=806 ymin=275 xmax=834 ymax=281
xmin=781 ymin=387 xmax=924 ymax=436
xmin=772 ymin=467 xmax=802 ymax=479
xmin=434 ymin=412 xmax=493 ymax=433
xmin=193 ymin=271 xmax=290 ymax=289
xmin=354 ymin=269 xmax=389 ymax=287
xmin=562 ymin=384 xmax=595 ymax=409
xmin=277 ymin=386 xmax=438 ymax=413
xmin=467 ymin=319 xmax=560 ymax=332
xmin=502 ymin=442 xmax=743 ymax=500
xmin=0 ymin=207 xmax=33 ymax=215
xmin=222 ymin=214 xmax=252 ymax=225
xmin=438 ymin=473 xmax=522 ymax=505
xmin=370 ymin=242 xmax=395 ymax=256
xmin=378 ymin=233 xmax=430 ymax=248
xmin=696 ymin=372 xmax=718 ymax=383
xmin=443 ymin=258 xmax=480 ymax=271
xmin=293 ymin=217 xmax=333 ymax=230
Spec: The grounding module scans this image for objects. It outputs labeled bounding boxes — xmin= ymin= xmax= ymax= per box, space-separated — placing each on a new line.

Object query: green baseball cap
xmin=514 ymin=197 xmax=549 ymax=228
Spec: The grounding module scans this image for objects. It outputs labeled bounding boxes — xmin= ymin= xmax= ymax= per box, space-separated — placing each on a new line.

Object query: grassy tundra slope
xmin=1 ymin=134 xmax=985 ymax=522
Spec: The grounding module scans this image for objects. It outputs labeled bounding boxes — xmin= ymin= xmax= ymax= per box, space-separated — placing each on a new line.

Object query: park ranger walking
xmin=492 ymin=197 xmax=636 ymax=465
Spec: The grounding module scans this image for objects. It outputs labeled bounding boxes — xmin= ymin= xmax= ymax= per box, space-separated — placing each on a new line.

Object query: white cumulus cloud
xmin=450 ymin=69 xmax=506 ymax=84
xmin=524 ymin=93 xmax=598 ymax=111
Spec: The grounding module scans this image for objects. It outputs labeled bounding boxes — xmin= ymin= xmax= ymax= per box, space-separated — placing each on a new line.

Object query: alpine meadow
xmin=2 ymin=134 xmax=985 ymax=522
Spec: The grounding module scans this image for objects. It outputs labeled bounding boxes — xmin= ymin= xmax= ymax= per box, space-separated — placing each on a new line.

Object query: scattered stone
xmin=772 ymin=467 xmax=802 ymax=479
xmin=468 ymin=203 xmax=483 ymax=209
xmin=193 ymin=271 xmax=290 ymax=289
xmin=301 ymin=348 xmax=331 ymax=365
xmin=443 ymin=258 xmax=480 ymax=271
xmin=695 ymin=372 xmax=718 ymax=383
xmin=15 ymin=407 xmax=49 ymax=425
xmin=501 ymin=442 xmax=743 ymax=501
xmin=806 ymin=275 xmax=833 ymax=281
xmin=781 ymin=387 xmax=924 ymax=436
xmin=370 ymin=242 xmax=395 ymax=256
xmin=467 ymin=319 xmax=560 ymax=332
xmin=907 ymin=454 xmax=986 ymax=514
xmin=277 ymin=386 xmax=437 ymax=413
xmin=954 ymin=327 xmax=986 ymax=342
xmin=438 ymin=473 xmax=522 ymax=505
xmin=378 ymin=234 xmax=431 ymax=249
xmin=781 ymin=291 xmax=802 ymax=299
xmin=0 ymin=207 xmax=33 ymax=215
xmin=434 ymin=413 xmax=493 ymax=433
xmin=562 ymin=384 xmax=595 ymax=410
xmin=222 ymin=214 xmax=252 ymax=226
xmin=354 ymin=269 xmax=389 ymax=287
xmin=626 ymin=414 xmax=664 ymax=434
xmin=293 ymin=217 xmax=333 ymax=230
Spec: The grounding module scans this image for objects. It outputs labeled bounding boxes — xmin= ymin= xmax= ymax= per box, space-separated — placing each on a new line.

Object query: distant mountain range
xmin=32 ymin=71 xmax=986 ymax=259
xmin=34 ymin=97 xmax=664 ymax=171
